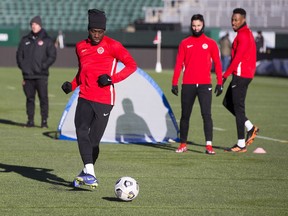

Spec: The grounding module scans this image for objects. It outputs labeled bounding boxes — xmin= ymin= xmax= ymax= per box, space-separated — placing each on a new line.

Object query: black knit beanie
xmin=30 ymin=16 xmax=42 ymax=27
xmin=88 ymin=9 xmax=106 ymax=30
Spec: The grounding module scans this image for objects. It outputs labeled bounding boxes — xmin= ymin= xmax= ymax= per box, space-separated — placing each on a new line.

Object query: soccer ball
xmin=114 ymin=176 xmax=139 ymax=201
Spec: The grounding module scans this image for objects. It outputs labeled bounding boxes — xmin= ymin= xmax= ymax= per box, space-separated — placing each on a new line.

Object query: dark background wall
xmin=0 ymin=46 xmax=178 ymax=69
xmin=1 ymin=28 xmax=287 ymax=70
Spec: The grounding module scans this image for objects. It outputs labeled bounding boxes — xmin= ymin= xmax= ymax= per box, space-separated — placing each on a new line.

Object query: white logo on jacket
xmin=97 ymin=47 xmax=104 ymax=54
xmin=38 ymin=40 xmax=44 ymax=46
xmin=202 ymin=43 xmax=208 ymax=49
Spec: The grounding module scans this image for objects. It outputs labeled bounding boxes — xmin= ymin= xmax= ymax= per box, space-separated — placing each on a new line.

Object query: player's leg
xmin=23 ymin=79 xmax=36 ymax=127
xmin=75 ymin=98 xmax=95 ymax=164
xmin=36 ymin=79 xmax=49 ymax=128
xmin=176 ymin=84 xmax=197 ymax=153
xmin=225 ymin=76 xmax=254 ymax=152
xmin=73 ymin=102 xmax=113 ymax=188
xmin=239 ymin=78 xmax=259 ymax=145
xmin=74 ymin=98 xmax=98 ymax=188
xmin=198 ymin=84 xmax=215 ymax=155
xmin=233 ymin=77 xmax=252 ymax=141
xmin=89 ymin=102 xmax=113 ymax=164
xmin=223 ymin=82 xmax=235 ymax=116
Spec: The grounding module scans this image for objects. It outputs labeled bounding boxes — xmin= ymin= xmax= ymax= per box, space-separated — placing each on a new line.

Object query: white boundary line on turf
xmin=257 ymin=135 xmax=288 ymax=143
xmin=213 ymin=127 xmax=288 ymax=143
xmin=213 ymin=127 xmax=226 ymax=131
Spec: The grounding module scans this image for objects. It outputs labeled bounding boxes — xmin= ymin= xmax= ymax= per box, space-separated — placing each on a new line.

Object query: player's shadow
xmin=0 ymin=118 xmax=68 ymax=142
xmin=102 ymin=197 xmax=128 ymax=202
xmin=187 ymin=141 xmax=226 ymax=151
xmin=115 ymin=98 xmax=157 ymax=143
xmin=0 ymin=118 xmax=43 ymax=128
xmin=138 ymin=141 xmax=203 ymax=154
xmin=0 ymin=118 xmax=27 ymax=127
xmin=0 ymin=162 xmax=71 ymax=188
xmin=133 ymin=140 xmax=226 ymax=153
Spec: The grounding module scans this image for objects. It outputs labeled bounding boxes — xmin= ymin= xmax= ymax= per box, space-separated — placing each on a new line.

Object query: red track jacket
xmin=70 ymin=36 xmax=137 ymax=105
xmin=223 ymin=25 xmax=256 ymax=79
xmin=172 ymin=34 xmax=222 ymax=85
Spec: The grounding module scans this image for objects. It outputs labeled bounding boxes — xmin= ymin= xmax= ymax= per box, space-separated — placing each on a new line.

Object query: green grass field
xmin=0 ymin=67 xmax=288 ymax=216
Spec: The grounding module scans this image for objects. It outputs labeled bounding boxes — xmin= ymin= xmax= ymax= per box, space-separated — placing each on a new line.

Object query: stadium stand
xmin=1 ymin=0 xmax=286 ymax=33
xmin=144 ymin=0 xmax=288 ymax=33
xmin=0 ymin=0 xmax=163 ymax=32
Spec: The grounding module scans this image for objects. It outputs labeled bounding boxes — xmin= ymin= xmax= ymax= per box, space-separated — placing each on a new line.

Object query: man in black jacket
xmin=16 ymin=16 xmax=56 ymax=128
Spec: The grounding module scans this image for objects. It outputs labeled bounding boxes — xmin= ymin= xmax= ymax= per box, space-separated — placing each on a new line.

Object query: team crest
xmin=202 ymin=43 xmax=208 ymax=49
xmin=97 ymin=47 xmax=104 ymax=54
xmin=38 ymin=40 xmax=44 ymax=46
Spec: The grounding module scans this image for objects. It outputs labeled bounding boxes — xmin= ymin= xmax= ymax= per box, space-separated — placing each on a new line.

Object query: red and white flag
xmin=153 ymin=30 xmax=162 ymax=45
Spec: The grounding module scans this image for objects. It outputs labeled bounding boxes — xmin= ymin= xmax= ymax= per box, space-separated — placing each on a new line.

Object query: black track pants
xmin=223 ymin=75 xmax=252 ymax=139
xmin=75 ymin=98 xmax=113 ymax=165
xmin=180 ymin=84 xmax=213 ymax=143
xmin=23 ymin=79 xmax=48 ymax=121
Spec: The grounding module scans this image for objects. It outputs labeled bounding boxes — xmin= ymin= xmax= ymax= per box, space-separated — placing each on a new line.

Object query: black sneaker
xmin=26 ymin=121 xmax=35 ymax=128
xmin=246 ymin=126 xmax=259 ymax=146
xmin=41 ymin=120 xmax=48 ymax=128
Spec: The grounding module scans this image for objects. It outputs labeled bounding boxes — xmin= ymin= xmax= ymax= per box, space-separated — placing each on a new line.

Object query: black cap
xmin=30 ymin=15 xmax=42 ymax=27
xmin=88 ymin=9 xmax=106 ymax=30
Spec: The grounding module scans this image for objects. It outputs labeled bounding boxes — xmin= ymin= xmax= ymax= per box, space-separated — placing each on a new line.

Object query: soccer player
xmin=172 ymin=14 xmax=223 ymax=155
xmin=16 ymin=16 xmax=56 ymax=128
xmin=223 ymin=8 xmax=259 ymax=153
xmin=61 ymin=9 xmax=137 ymax=188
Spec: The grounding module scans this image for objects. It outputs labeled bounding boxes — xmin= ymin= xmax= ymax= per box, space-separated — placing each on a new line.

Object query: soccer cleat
xmin=224 ymin=144 xmax=247 ymax=153
xmin=72 ymin=171 xmax=85 ymax=188
xmin=246 ymin=126 xmax=259 ymax=146
xmin=175 ymin=143 xmax=187 ymax=153
xmin=205 ymin=145 xmax=216 ymax=155
xmin=73 ymin=172 xmax=99 ymax=189
xmin=73 ymin=179 xmax=81 ymax=188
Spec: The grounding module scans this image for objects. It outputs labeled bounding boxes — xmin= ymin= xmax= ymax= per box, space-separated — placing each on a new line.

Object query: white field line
xmin=213 ymin=127 xmax=288 ymax=143
xmin=213 ymin=127 xmax=226 ymax=131
xmin=256 ymin=135 xmax=288 ymax=143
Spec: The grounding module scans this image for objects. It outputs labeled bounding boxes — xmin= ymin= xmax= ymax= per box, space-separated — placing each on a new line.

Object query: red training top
xmin=172 ymin=34 xmax=222 ymax=85
xmin=223 ymin=25 xmax=256 ymax=79
xmin=70 ymin=36 xmax=137 ymax=105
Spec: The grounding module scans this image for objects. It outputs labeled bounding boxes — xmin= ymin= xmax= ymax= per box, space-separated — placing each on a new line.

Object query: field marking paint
xmin=257 ymin=135 xmax=288 ymax=143
xmin=7 ymin=86 xmax=16 ymax=90
xmin=213 ymin=127 xmax=226 ymax=131
xmin=213 ymin=127 xmax=288 ymax=143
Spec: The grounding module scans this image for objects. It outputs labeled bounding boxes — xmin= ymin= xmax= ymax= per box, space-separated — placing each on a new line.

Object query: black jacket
xmin=16 ymin=29 xmax=57 ymax=79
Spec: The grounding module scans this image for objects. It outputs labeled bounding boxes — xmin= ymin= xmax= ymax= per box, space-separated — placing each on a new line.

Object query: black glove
xmin=214 ymin=84 xmax=223 ymax=97
xmin=98 ymin=74 xmax=112 ymax=87
xmin=171 ymin=85 xmax=178 ymax=96
xmin=61 ymin=81 xmax=72 ymax=94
